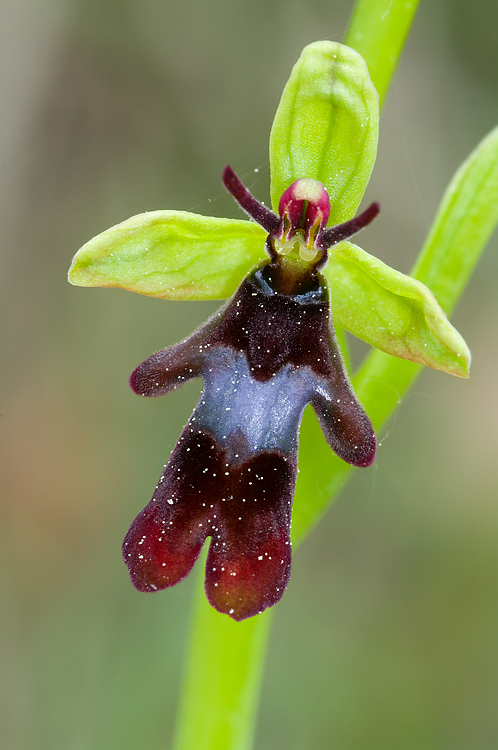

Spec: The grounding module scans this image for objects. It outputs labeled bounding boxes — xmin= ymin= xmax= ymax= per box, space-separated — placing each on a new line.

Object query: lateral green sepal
xmin=324 ymin=241 xmax=471 ymax=378
xmin=68 ymin=211 xmax=267 ymax=300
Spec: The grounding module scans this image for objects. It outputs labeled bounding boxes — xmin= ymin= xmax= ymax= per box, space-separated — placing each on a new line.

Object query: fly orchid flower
xmin=123 ymin=168 xmax=379 ymax=620
xmin=69 ymin=42 xmax=470 ymax=621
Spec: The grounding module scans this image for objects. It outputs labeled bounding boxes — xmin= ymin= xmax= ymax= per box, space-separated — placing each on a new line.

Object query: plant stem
xmin=345 ymin=0 xmax=421 ymax=107
xmin=173 ymin=556 xmax=272 ymax=750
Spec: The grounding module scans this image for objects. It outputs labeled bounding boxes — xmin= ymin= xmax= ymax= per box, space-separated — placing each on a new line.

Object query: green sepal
xmin=68 ymin=211 xmax=267 ymax=300
xmin=269 ymin=41 xmax=379 ymax=224
xmin=324 ymin=241 xmax=470 ymax=378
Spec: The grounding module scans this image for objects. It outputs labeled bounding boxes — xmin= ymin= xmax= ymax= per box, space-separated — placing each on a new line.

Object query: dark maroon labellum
xmin=123 ymin=167 xmax=379 ymax=620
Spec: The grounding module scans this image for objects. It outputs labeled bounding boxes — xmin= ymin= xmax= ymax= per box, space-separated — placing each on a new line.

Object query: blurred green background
xmin=1 ymin=1 xmax=498 ymax=748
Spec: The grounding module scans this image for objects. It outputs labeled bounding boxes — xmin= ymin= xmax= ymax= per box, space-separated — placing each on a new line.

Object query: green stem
xmin=173 ymin=554 xmax=272 ymax=750
xmin=345 ymin=0 xmax=421 ymax=107
xmin=172 ymin=2 xmax=425 ymax=748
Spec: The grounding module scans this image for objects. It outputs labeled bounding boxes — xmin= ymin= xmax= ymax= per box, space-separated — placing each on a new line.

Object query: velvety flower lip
xmin=123 ymin=167 xmax=378 ymax=621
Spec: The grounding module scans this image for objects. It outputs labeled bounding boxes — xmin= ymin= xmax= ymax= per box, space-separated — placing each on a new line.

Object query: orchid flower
xmin=68 ymin=41 xmax=470 ymax=621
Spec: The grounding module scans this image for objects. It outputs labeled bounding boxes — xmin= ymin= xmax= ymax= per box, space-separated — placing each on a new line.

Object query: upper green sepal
xmin=324 ymin=241 xmax=470 ymax=378
xmin=68 ymin=211 xmax=266 ymax=300
xmin=269 ymin=41 xmax=379 ymax=224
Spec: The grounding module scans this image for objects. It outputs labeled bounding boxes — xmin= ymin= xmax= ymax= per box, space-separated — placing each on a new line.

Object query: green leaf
xmin=345 ymin=0 xmax=421 ymax=108
xmin=68 ymin=211 xmax=266 ymax=300
xmin=269 ymin=41 xmax=379 ymax=223
xmin=412 ymin=125 xmax=498 ymax=316
xmin=324 ymin=241 xmax=470 ymax=378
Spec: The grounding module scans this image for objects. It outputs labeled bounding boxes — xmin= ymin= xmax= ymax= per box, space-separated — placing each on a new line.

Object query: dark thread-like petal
xmin=321 ymin=202 xmax=380 ymax=249
xmin=222 ymin=165 xmax=279 ymax=234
